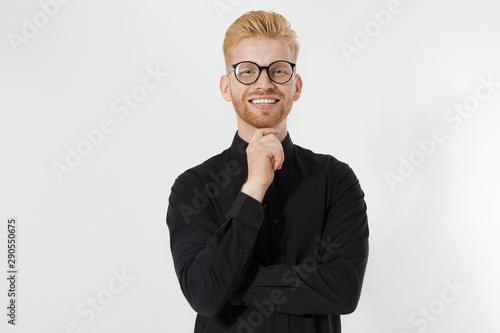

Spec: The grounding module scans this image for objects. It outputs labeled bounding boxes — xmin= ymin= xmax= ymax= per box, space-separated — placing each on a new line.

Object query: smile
xmin=249 ymin=99 xmax=279 ymax=105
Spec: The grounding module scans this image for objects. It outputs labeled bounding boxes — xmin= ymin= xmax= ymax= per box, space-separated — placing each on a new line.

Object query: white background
xmin=1 ymin=0 xmax=499 ymax=332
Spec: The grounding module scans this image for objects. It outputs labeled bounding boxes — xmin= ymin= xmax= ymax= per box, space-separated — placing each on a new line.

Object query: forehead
xmin=231 ymin=36 xmax=293 ymax=65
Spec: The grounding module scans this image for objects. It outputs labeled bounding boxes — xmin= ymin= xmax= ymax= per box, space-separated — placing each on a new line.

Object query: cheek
xmin=283 ymin=86 xmax=296 ymax=100
xmin=232 ymin=86 xmax=249 ymax=100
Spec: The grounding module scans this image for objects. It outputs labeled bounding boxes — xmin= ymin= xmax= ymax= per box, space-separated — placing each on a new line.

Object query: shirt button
xmin=255 ymin=212 xmax=263 ymax=218
xmin=270 ymin=182 xmax=275 ymax=187
xmin=242 ymin=248 xmax=247 ymax=254
xmin=272 ymin=218 xmax=279 ymax=224
xmin=276 ymin=306 xmax=282 ymax=312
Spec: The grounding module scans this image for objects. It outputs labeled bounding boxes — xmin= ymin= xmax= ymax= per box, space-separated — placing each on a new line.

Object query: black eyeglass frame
xmin=230 ymin=60 xmax=296 ymax=85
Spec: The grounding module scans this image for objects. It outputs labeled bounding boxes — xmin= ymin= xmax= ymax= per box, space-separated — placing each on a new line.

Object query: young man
xmin=167 ymin=11 xmax=369 ymax=333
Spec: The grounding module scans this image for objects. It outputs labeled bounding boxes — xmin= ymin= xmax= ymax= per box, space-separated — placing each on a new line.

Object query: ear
xmin=293 ymin=74 xmax=303 ymax=102
xmin=220 ymin=75 xmax=232 ymax=102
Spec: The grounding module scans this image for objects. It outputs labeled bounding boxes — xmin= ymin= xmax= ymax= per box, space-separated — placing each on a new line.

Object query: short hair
xmin=223 ymin=11 xmax=299 ymax=70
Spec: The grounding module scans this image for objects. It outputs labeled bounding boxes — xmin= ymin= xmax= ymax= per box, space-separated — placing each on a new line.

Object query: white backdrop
xmin=1 ymin=0 xmax=499 ymax=332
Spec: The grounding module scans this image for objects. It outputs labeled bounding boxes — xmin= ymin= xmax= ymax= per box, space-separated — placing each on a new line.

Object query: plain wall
xmin=1 ymin=0 xmax=499 ymax=332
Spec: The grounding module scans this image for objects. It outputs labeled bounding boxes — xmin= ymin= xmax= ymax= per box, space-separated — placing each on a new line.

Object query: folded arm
xmin=230 ymin=165 xmax=369 ymax=315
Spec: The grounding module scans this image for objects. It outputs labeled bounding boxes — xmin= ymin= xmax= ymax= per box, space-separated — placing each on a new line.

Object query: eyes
xmin=239 ymin=69 xmax=256 ymax=76
xmin=239 ymin=68 xmax=288 ymax=76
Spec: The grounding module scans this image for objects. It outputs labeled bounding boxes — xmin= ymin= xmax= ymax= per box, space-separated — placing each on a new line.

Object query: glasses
xmin=231 ymin=60 xmax=296 ymax=85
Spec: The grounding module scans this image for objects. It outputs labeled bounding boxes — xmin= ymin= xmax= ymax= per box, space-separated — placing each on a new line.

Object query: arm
xmin=230 ymin=163 xmax=369 ymax=315
xmin=167 ymin=128 xmax=285 ymax=317
xmin=167 ymin=169 xmax=264 ymax=318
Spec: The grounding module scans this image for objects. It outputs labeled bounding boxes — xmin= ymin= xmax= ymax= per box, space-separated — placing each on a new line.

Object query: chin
xmin=243 ymin=113 xmax=288 ymax=129
xmin=235 ymin=104 xmax=291 ymax=129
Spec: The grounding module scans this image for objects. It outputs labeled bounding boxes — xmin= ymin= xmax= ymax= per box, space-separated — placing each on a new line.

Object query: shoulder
xmin=292 ymin=144 xmax=362 ymax=195
xmin=293 ymin=144 xmax=353 ymax=175
xmin=294 ymin=145 xmax=365 ymax=208
xmin=172 ymin=148 xmax=243 ymax=188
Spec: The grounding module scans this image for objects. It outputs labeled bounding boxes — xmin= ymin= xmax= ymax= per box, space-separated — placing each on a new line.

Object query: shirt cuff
xmin=226 ymin=191 xmax=264 ymax=219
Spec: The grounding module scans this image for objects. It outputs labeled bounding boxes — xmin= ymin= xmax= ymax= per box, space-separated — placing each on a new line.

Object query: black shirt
xmin=166 ymin=132 xmax=369 ymax=333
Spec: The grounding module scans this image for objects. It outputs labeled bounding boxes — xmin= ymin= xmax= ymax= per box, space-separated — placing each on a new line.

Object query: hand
xmin=241 ymin=128 xmax=284 ymax=202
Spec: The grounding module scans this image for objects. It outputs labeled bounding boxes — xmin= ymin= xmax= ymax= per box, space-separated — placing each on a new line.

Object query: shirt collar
xmin=229 ymin=131 xmax=294 ymax=165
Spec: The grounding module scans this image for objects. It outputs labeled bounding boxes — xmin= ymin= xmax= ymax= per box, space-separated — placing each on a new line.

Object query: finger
xmin=256 ymin=132 xmax=282 ymax=147
xmin=264 ymin=140 xmax=284 ymax=170
xmin=250 ymin=128 xmax=279 ymax=143
xmin=272 ymin=147 xmax=284 ymax=171
xmin=272 ymin=141 xmax=284 ymax=170
xmin=279 ymin=149 xmax=284 ymax=169
xmin=279 ymin=147 xmax=285 ymax=169
xmin=272 ymin=155 xmax=279 ymax=171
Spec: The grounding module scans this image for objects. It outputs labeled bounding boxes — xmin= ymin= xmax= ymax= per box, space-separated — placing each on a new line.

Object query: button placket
xmin=267 ymin=178 xmax=285 ymax=267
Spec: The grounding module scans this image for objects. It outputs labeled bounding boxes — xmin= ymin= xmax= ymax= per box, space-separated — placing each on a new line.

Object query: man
xmin=167 ymin=10 xmax=369 ymax=333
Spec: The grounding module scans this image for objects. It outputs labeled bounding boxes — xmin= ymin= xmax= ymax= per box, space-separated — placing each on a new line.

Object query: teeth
xmin=250 ymin=99 xmax=277 ymax=105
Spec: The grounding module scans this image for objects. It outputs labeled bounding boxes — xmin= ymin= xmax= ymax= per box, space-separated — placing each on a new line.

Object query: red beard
xmin=231 ymin=90 xmax=293 ymax=128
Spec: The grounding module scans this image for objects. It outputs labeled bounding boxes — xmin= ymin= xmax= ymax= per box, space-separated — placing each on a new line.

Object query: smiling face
xmin=220 ymin=36 xmax=302 ymax=131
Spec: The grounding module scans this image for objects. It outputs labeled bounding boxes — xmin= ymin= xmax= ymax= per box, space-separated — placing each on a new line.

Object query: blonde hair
xmin=223 ymin=11 xmax=299 ymax=70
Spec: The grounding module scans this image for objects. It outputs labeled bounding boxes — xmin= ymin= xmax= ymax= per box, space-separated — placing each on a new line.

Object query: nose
xmin=254 ymin=68 xmax=274 ymax=89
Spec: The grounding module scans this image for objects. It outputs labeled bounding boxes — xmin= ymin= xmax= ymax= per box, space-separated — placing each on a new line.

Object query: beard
xmin=230 ymin=90 xmax=293 ymax=128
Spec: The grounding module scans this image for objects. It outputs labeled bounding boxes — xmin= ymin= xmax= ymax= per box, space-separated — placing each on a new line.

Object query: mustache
xmin=245 ymin=91 xmax=284 ymax=99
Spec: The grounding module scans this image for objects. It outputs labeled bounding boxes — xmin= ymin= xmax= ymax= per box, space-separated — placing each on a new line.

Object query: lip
xmin=247 ymin=96 xmax=281 ymax=110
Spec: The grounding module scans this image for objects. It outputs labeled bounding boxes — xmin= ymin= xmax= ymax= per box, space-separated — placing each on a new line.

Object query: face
xmin=220 ymin=36 xmax=302 ymax=129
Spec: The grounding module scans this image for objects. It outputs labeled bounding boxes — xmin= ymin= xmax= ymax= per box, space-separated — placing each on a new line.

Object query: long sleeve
xmin=166 ymin=168 xmax=264 ymax=318
xmin=167 ymin=134 xmax=368 ymax=332
xmin=230 ymin=163 xmax=369 ymax=316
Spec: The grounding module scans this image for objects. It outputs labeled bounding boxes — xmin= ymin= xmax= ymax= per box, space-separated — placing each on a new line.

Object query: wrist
xmin=241 ymin=181 xmax=267 ymax=203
